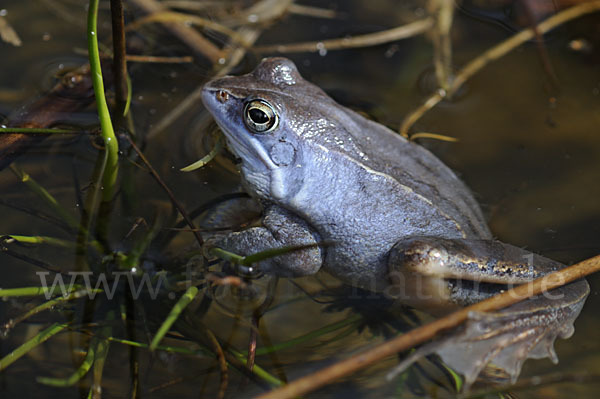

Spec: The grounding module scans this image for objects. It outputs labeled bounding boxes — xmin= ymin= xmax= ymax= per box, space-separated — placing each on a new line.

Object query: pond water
xmin=1 ymin=0 xmax=599 ymax=398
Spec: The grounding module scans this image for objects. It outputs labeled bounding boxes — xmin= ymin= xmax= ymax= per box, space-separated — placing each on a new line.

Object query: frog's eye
xmin=243 ymin=100 xmax=278 ymax=133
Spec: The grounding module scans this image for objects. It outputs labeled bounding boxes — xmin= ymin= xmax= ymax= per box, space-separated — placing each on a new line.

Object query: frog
xmin=199 ymin=57 xmax=589 ymax=389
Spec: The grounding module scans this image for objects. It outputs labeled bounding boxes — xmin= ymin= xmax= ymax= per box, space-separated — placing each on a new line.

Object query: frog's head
xmin=201 ymin=58 xmax=333 ymax=203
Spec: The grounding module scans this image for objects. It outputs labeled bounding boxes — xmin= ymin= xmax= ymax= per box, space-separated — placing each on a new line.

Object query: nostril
xmin=216 ymin=90 xmax=229 ymax=103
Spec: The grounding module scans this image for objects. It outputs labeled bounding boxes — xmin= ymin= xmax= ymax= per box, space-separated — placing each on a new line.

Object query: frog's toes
xmin=387 ymin=295 xmax=586 ymax=391
xmin=481 ymin=325 xmax=550 ymax=384
xmin=527 ymin=330 xmax=559 ymax=363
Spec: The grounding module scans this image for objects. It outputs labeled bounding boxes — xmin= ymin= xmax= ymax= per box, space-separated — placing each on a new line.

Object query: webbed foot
xmin=387 ymin=279 xmax=588 ymax=390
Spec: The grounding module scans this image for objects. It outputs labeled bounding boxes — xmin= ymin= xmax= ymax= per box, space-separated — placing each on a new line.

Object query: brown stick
xmin=254 ymin=18 xmax=433 ymax=54
xmin=520 ymin=0 xmax=560 ymax=90
xmin=110 ymin=0 xmax=128 ymax=120
xmin=256 ymin=254 xmax=600 ymax=399
xmin=0 ymin=65 xmax=98 ymax=170
xmin=428 ymin=0 xmax=454 ymax=91
xmin=122 ymin=134 xmax=203 ymax=247
xmin=127 ymin=0 xmax=224 ymax=63
xmin=399 ymin=1 xmax=600 ymax=136
xmin=203 ymin=327 xmax=228 ymax=399
xmin=124 ymin=54 xmax=193 ymax=63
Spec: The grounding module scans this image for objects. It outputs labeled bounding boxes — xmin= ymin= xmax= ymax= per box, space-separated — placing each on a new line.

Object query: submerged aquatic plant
xmin=1 ymin=1 xmax=600 ymax=398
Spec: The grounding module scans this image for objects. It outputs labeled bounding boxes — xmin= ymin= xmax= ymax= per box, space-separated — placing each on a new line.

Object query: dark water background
xmin=1 ymin=0 xmax=599 ymax=398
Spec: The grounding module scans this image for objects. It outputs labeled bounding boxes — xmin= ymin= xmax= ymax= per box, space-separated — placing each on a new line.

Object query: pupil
xmin=249 ymin=108 xmax=269 ymax=124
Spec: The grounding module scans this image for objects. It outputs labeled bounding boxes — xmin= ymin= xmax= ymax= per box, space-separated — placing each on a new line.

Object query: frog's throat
xmin=224 ymin=130 xmax=291 ymax=201
xmin=224 ymin=131 xmax=278 ymax=172
xmin=270 ymin=167 xmax=288 ymax=200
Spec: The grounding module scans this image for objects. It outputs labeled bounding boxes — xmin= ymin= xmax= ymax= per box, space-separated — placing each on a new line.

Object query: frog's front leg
xmin=205 ymin=205 xmax=323 ymax=277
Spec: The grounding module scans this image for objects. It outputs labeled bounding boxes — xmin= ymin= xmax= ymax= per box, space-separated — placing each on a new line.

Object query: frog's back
xmin=345 ymin=111 xmax=492 ymax=239
xmin=298 ymin=91 xmax=492 ymax=240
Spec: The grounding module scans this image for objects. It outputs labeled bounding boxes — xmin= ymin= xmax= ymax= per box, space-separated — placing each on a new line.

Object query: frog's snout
xmin=201 ymin=78 xmax=234 ymax=108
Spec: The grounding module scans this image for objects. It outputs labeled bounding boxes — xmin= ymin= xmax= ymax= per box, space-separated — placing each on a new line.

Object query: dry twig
xmin=110 ymin=0 xmax=128 ymax=121
xmin=428 ymin=0 xmax=454 ymax=91
xmin=125 ymin=11 xmax=248 ymax=45
xmin=254 ymin=17 xmax=433 ymax=54
xmin=399 ymin=1 xmax=600 ymax=136
xmin=287 ymin=4 xmax=337 ymax=19
xmin=0 ymin=16 xmax=22 ymax=46
xmin=204 ymin=327 xmax=228 ymax=399
xmin=128 ymin=0 xmax=224 ymax=63
xmin=123 ymin=134 xmax=204 ymax=246
xmin=124 ymin=54 xmax=193 ymax=63
xmin=256 ymin=254 xmax=600 ymax=399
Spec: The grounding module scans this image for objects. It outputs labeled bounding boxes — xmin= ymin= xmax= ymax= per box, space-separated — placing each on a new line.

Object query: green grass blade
xmin=76 ymin=147 xmax=108 ymax=271
xmin=228 ymin=348 xmax=285 ymax=387
xmin=3 ymin=234 xmax=76 ymax=248
xmin=0 ymin=322 xmax=69 ymax=371
xmin=7 ymin=288 xmax=102 ymax=330
xmin=112 ymin=325 xmax=283 ymax=387
xmin=244 ymin=314 xmax=362 ymax=356
xmin=150 ymin=286 xmax=199 ymax=350
xmin=210 ymin=243 xmax=324 ymax=267
xmin=109 ymin=336 xmax=213 ymax=356
xmin=10 ymin=165 xmax=80 ymax=230
xmin=0 ymin=285 xmax=82 ymax=297
xmin=0 ymin=127 xmax=81 ymax=134
xmin=209 ymin=247 xmax=245 ymax=264
xmin=91 ymin=336 xmax=110 ymax=396
xmin=442 ymin=362 xmax=463 ymax=392
xmin=123 ymin=74 xmax=132 ymax=116
xmin=88 ymin=0 xmax=119 ymax=202
xmin=242 ymin=243 xmax=323 ymax=266
xmin=37 ymin=337 xmax=97 ymax=386
xmin=180 ymin=134 xmax=223 ymax=172
xmin=3 ymin=234 xmax=103 ymax=252
xmin=89 ymin=310 xmax=114 ymax=396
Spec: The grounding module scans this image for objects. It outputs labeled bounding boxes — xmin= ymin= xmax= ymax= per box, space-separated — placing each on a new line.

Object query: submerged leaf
xmin=0 ymin=16 xmax=22 ymax=47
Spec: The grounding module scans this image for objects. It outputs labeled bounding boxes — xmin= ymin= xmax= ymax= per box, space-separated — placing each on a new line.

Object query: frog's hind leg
xmin=388 ymin=236 xmax=565 ymax=287
xmin=386 ymin=237 xmax=589 ymax=391
xmin=385 ymin=236 xmax=552 ymax=312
